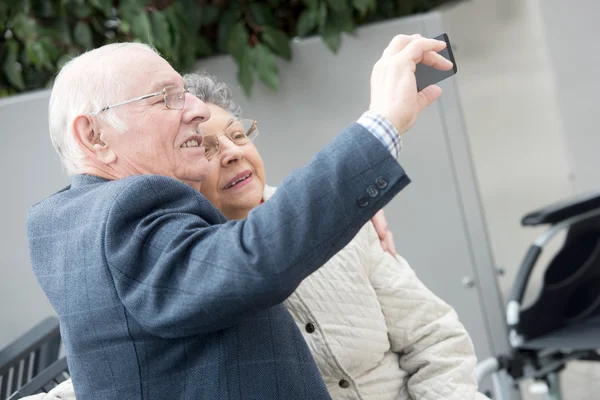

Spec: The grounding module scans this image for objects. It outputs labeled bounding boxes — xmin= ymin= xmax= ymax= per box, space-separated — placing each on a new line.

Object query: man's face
xmin=99 ymin=49 xmax=211 ymax=184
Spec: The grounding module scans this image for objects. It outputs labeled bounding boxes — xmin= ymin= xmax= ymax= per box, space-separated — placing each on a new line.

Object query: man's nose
xmin=183 ymin=93 xmax=211 ymax=124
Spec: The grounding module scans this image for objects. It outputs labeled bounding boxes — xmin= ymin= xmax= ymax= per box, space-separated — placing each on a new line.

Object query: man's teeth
xmin=181 ymin=140 xmax=200 ymax=148
xmin=225 ymin=174 xmax=251 ymax=189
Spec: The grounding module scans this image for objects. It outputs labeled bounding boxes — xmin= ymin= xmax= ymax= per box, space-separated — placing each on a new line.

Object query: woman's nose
xmin=219 ymin=137 xmax=244 ymax=166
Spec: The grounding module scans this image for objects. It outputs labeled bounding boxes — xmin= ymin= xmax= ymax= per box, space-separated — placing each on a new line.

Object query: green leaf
xmin=302 ymin=0 xmax=318 ymax=10
xmin=395 ymin=0 xmax=413 ymax=16
xmin=331 ymin=7 xmax=354 ymax=33
xmin=255 ymin=44 xmax=278 ymax=91
xmin=326 ymin=0 xmax=348 ymax=12
xmin=131 ymin=12 xmax=153 ymax=42
xmin=351 ymin=0 xmax=371 ymax=13
xmin=0 ymin=12 xmax=6 ymax=33
xmin=261 ymin=26 xmax=291 ymax=61
xmin=195 ymin=36 xmax=213 ymax=57
xmin=32 ymin=0 xmax=56 ymax=18
xmin=321 ymin=22 xmax=341 ymax=53
xmin=0 ymin=88 xmax=15 ymax=98
xmin=249 ymin=3 xmax=277 ymax=26
xmin=217 ymin=9 xmax=238 ymax=53
xmin=120 ymin=20 xmax=131 ymax=34
xmin=56 ymin=18 xmax=72 ymax=45
xmin=182 ymin=48 xmax=197 ymax=71
xmin=172 ymin=0 xmax=200 ymax=32
xmin=227 ymin=21 xmax=249 ymax=63
xmin=3 ymin=43 xmax=25 ymax=90
xmin=22 ymin=64 xmax=51 ymax=89
xmin=118 ymin=1 xmax=144 ymax=25
xmin=317 ymin=2 xmax=328 ymax=30
xmin=37 ymin=45 xmax=53 ymax=69
xmin=25 ymin=43 xmax=40 ymax=67
xmin=40 ymin=38 xmax=60 ymax=63
xmin=200 ymin=4 xmax=220 ymax=26
xmin=179 ymin=27 xmax=197 ymax=71
xmin=73 ymin=21 xmax=93 ymax=48
xmin=164 ymin=7 xmax=181 ymax=61
xmin=296 ymin=9 xmax=317 ymax=36
xmin=25 ymin=42 xmax=52 ymax=69
xmin=89 ymin=15 xmax=104 ymax=35
xmin=12 ymin=13 xmax=38 ymax=42
xmin=7 ymin=39 xmax=19 ymax=53
xmin=238 ymin=46 xmax=254 ymax=97
xmin=90 ymin=0 xmax=113 ymax=17
xmin=73 ymin=4 xmax=91 ymax=18
xmin=150 ymin=11 xmax=171 ymax=51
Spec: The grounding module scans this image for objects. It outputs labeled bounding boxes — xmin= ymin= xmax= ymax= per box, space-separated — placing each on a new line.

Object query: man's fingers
xmin=380 ymin=239 xmax=389 ymax=254
xmin=417 ymin=84 xmax=443 ymax=111
xmin=382 ymin=34 xmax=421 ymax=58
xmin=371 ymin=209 xmax=398 ymax=258
xmin=384 ymin=231 xmax=397 ymax=258
xmin=402 ymin=38 xmax=448 ymax=64
xmin=371 ymin=210 xmax=389 ymax=239
xmin=421 ymin=51 xmax=454 ymax=71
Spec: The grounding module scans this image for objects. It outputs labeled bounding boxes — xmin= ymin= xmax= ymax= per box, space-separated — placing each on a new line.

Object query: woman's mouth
xmin=224 ymin=171 xmax=253 ymax=189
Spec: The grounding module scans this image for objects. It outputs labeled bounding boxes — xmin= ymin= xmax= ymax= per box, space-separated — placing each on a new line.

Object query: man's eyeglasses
xmin=90 ymin=85 xmax=192 ymax=115
xmin=202 ymin=119 xmax=259 ymax=160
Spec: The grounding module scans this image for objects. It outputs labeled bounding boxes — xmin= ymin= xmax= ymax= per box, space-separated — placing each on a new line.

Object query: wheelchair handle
xmin=507 ymin=244 xmax=542 ymax=327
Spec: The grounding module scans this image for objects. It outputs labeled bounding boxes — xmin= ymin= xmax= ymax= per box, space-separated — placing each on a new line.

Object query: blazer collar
xmin=71 ymin=174 xmax=111 ymax=188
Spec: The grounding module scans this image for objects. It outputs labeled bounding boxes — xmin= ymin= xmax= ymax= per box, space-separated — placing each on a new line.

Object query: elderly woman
xmin=28 ymin=73 xmax=484 ymax=400
xmin=185 ymin=72 xmax=486 ymax=400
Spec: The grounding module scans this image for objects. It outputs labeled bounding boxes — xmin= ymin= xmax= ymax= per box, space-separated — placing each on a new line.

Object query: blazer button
xmin=366 ymin=185 xmax=379 ymax=198
xmin=339 ymin=379 xmax=350 ymax=389
xmin=305 ymin=322 xmax=315 ymax=333
xmin=357 ymin=195 xmax=369 ymax=208
xmin=375 ymin=177 xmax=388 ymax=189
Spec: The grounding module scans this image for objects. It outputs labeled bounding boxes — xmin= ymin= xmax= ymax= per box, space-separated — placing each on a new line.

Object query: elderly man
xmin=26 ymin=35 xmax=452 ymax=399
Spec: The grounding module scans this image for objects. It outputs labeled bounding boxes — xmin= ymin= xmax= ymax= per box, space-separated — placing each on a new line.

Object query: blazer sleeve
xmin=363 ymin=223 xmax=483 ymax=400
xmin=104 ymin=123 xmax=410 ymax=338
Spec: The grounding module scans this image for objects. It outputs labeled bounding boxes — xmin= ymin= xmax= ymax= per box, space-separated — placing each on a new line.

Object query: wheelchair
xmin=477 ymin=190 xmax=600 ymax=399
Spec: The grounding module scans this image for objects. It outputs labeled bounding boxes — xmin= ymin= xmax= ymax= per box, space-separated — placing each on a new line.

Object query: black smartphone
xmin=415 ymin=33 xmax=457 ymax=91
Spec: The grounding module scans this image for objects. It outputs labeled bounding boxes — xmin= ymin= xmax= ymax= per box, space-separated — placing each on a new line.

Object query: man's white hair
xmin=48 ymin=43 xmax=160 ymax=174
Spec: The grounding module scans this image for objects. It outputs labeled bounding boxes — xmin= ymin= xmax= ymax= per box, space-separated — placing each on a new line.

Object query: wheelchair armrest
xmin=0 ymin=317 xmax=60 ymax=371
xmin=7 ymin=357 xmax=69 ymax=399
xmin=521 ymin=191 xmax=600 ymax=226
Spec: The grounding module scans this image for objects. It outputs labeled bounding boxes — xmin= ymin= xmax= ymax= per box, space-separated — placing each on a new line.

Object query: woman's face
xmin=198 ymin=104 xmax=266 ymax=220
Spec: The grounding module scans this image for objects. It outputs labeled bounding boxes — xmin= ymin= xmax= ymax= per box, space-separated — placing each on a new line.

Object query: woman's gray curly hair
xmin=183 ymin=71 xmax=242 ymax=118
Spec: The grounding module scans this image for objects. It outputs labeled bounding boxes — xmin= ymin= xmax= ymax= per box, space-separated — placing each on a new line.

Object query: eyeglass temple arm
xmin=94 ymin=90 xmax=165 ymax=114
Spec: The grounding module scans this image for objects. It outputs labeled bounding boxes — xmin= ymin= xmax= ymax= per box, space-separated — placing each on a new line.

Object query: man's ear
xmin=72 ymin=114 xmax=116 ymax=165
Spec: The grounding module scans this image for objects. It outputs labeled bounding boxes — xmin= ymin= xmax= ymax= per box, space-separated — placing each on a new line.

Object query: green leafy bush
xmin=0 ymin=0 xmax=457 ymax=97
